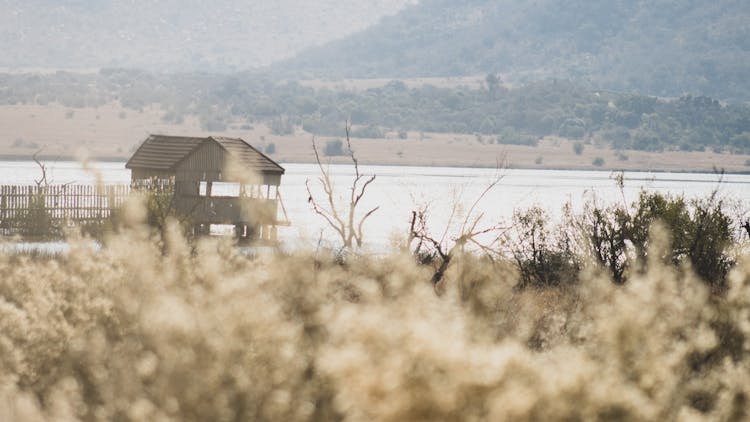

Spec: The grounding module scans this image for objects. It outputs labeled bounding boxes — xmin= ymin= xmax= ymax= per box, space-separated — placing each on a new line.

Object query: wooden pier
xmin=0 ymin=182 xmax=288 ymax=240
xmin=0 ymin=184 xmax=131 ymax=237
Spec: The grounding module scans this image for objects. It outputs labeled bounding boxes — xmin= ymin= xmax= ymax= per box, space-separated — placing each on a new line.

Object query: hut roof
xmin=126 ymin=135 xmax=284 ymax=174
xmin=211 ymin=137 xmax=285 ymax=174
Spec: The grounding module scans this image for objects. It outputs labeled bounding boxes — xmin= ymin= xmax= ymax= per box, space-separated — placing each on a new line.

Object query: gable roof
xmin=126 ymin=134 xmax=284 ymax=174
xmin=126 ymin=135 xmax=206 ymax=170
xmin=211 ymin=137 xmax=285 ymax=174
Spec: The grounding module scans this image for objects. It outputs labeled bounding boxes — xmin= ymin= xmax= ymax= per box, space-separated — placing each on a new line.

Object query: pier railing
xmin=0 ymin=184 xmax=130 ymax=237
xmin=0 ymin=182 xmax=288 ymax=239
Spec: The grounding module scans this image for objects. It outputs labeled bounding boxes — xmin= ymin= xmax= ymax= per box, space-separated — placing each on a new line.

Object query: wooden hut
xmin=126 ymin=135 xmax=286 ymax=240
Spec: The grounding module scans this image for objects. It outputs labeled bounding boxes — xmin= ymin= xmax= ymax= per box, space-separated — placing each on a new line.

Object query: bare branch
xmin=32 ymin=148 xmax=49 ymax=188
xmin=407 ymin=165 xmax=507 ymax=285
xmin=345 ymin=120 xmax=360 ymax=179
xmin=460 ymin=174 xmax=502 ymax=234
xmin=306 ymin=178 xmax=346 ymax=241
xmin=355 ymin=206 xmax=380 ymax=247
xmin=306 ymin=124 xmax=379 ymax=249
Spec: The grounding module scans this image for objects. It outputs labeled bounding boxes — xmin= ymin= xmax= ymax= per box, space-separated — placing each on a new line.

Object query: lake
xmin=1 ymin=161 xmax=748 ymax=250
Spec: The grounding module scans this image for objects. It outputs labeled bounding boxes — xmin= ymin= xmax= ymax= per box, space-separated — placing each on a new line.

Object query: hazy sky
xmin=0 ymin=0 xmax=419 ymax=70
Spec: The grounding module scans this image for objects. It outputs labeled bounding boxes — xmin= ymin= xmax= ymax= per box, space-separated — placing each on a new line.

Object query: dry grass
xmin=0 ymin=197 xmax=749 ymax=420
xmin=2 ymin=104 xmax=749 ymax=172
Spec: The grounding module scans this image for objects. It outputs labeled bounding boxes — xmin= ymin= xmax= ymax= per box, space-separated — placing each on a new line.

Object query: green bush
xmin=507 ymin=207 xmax=580 ymax=288
xmin=567 ymin=190 xmax=737 ymax=288
xmin=23 ymin=192 xmax=54 ymax=238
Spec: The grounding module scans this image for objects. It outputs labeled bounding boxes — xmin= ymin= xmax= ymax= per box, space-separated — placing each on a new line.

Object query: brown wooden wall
xmin=174 ymin=142 xmax=282 ymax=186
xmin=175 ymin=141 xmax=225 ymax=182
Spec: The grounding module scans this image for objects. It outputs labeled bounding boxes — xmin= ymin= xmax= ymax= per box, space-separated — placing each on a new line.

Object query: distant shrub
xmin=302 ymin=118 xmax=343 ymax=137
xmin=745 ymin=159 xmax=750 ymax=167
xmin=351 ymin=125 xmax=384 ymax=139
xmin=264 ymin=143 xmax=276 ymax=155
xmin=498 ymin=127 xmax=538 ymax=146
xmin=616 ymin=151 xmax=629 ymax=161
xmin=324 ymin=139 xmax=345 ymax=156
xmin=592 ymin=157 xmax=605 ymax=166
xmin=535 ymin=156 xmax=543 ymax=165
xmin=603 ymin=127 xmax=631 ymax=144
xmin=270 ymin=116 xmax=294 ymax=135
xmin=573 ymin=142 xmax=584 ymax=155
xmin=559 ymin=118 xmax=586 ymax=139
xmin=729 ymin=132 xmax=750 ymax=154
xmin=397 ymin=129 xmax=408 ymax=139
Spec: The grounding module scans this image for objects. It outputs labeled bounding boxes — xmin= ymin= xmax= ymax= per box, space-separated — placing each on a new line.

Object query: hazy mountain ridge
xmin=279 ymin=0 xmax=750 ymax=101
xmin=0 ymin=0 xmax=415 ymax=71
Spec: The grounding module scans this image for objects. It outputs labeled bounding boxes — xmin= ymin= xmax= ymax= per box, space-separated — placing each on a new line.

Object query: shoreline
xmin=1 ymin=153 xmax=749 ymax=176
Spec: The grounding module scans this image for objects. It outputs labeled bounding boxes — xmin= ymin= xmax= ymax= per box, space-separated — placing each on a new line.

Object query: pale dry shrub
xmin=0 ymin=199 xmax=749 ymax=421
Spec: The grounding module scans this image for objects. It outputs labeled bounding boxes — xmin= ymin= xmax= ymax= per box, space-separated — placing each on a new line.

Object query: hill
xmin=280 ymin=0 xmax=750 ymax=101
xmin=0 ymin=0 xmax=413 ymax=72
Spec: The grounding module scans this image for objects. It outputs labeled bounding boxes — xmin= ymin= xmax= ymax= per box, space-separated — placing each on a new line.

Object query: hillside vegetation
xmin=3 ymin=71 xmax=750 ymax=154
xmin=281 ymin=0 xmax=750 ymax=102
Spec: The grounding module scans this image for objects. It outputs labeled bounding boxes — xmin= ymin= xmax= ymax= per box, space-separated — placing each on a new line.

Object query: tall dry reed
xmin=0 ymin=197 xmax=749 ymax=421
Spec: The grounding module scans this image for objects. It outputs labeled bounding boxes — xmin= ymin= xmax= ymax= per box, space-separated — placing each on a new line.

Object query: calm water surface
xmin=1 ymin=161 xmax=748 ymax=250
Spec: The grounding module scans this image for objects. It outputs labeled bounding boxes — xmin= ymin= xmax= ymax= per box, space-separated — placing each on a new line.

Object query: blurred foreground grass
xmin=0 ymin=197 xmax=749 ymax=421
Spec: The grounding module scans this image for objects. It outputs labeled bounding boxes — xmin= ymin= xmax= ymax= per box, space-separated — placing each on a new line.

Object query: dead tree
xmin=408 ymin=173 xmax=505 ymax=285
xmin=32 ymin=149 xmax=49 ymax=188
xmin=306 ymin=122 xmax=379 ymax=249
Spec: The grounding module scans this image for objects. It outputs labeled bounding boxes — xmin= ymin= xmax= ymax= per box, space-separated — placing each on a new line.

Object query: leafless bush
xmin=408 ymin=174 xmax=505 ymax=286
xmin=306 ymin=122 xmax=378 ymax=249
